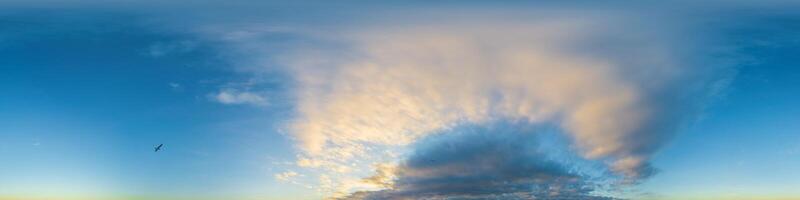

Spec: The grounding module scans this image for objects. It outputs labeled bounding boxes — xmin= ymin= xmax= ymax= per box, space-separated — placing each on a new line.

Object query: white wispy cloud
xmin=147 ymin=40 xmax=197 ymax=57
xmin=274 ymin=171 xmax=300 ymax=182
xmin=210 ymin=89 xmax=267 ymax=106
xmin=168 ymin=82 xmax=181 ymax=91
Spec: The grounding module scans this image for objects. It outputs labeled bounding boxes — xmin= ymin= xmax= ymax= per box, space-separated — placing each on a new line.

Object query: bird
xmin=154 ymin=144 xmax=164 ymax=152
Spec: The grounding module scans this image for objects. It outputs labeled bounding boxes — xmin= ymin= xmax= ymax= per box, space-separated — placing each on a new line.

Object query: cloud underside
xmin=339 ymin=127 xmax=617 ymax=200
xmin=276 ymin=14 xmax=729 ymax=198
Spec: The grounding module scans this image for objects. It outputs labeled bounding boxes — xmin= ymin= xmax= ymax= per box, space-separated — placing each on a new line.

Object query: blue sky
xmin=1 ymin=1 xmax=799 ymax=200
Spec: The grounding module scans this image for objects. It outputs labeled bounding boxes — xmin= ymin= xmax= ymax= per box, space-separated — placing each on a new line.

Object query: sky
xmin=0 ymin=1 xmax=799 ymax=200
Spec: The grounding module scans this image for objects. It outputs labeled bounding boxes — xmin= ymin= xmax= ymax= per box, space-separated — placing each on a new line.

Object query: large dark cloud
xmin=341 ymin=124 xmax=619 ymax=200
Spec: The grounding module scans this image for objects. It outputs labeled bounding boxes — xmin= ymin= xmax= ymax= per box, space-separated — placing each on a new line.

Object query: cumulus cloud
xmin=273 ymin=12 xmax=733 ymax=198
xmin=210 ymin=89 xmax=268 ymax=106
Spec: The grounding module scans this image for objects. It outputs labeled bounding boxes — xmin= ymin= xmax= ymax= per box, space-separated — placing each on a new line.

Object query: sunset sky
xmin=1 ymin=1 xmax=799 ymax=200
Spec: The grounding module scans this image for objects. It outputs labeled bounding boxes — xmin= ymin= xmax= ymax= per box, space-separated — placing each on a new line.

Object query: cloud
xmin=146 ymin=40 xmax=197 ymax=57
xmin=338 ymin=125 xmax=618 ymax=200
xmin=275 ymin=171 xmax=300 ymax=182
xmin=168 ymin=82 xmax=181 ymax=90
xmin=210 ymin=89 xmax=267 ymax=106
xmin=273 ymin=12 xmax=734 ymax=197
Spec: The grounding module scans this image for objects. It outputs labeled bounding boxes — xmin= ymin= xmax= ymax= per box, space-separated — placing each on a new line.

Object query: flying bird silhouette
xmin=154 ymin=144 xmax=164 ymax=152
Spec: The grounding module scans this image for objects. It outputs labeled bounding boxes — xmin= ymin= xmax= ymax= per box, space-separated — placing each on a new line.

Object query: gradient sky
xmin=1 ymin=1 xmax=799 ymax=200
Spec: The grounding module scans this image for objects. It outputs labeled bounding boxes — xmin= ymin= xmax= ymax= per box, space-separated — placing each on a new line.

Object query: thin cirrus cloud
xmin=270 ymin=11 xmax=735 ymax=198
